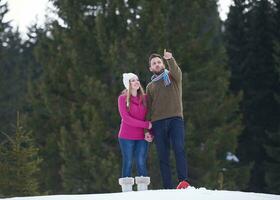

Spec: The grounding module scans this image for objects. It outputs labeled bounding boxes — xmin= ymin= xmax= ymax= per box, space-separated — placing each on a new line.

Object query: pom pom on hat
xmin=122 ymin=73 xmax=138 ymax=89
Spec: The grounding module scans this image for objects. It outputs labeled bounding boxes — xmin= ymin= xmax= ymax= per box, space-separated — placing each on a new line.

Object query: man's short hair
xmin=149 ymin=53 xmax=163 ymax=66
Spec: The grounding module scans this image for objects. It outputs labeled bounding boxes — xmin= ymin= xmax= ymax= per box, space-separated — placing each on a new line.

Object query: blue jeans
xmin=118 ymin=138 xmax=148 ymax=177
xmin=152 ymin=117 xmax=188 ymax=189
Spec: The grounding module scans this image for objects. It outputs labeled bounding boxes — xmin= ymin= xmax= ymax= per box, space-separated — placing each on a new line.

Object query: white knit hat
xmin=122 ymin=73 xmax=138 ymax=89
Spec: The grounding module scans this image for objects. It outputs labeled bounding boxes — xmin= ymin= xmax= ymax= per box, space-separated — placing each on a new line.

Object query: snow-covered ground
xmin=7 ymin=187 xmax=280 ymax=200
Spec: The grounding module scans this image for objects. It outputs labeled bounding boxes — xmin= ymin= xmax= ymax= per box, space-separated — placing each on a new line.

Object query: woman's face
xmin=129 ymin=77 xmax=140 ymax=90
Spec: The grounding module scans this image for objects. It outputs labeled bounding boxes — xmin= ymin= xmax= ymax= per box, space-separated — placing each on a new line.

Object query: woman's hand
xmin=148 ymin=122 xmax=152 ymax=129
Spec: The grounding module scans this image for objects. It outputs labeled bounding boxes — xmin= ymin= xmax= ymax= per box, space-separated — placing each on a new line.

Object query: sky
xmin=3 ymin=0 xmax=233 ymax=36
xmin=3 ymin=0 xmax=51 ymax=33
xmin=5 ymin=187 xmax=280 ymax=200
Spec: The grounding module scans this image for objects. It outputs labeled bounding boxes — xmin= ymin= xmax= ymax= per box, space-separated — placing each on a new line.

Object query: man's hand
xmin=145 ymin=132 xmax=153 ymax=142
xmin=163 ymin=49 xmax=172 ymax=60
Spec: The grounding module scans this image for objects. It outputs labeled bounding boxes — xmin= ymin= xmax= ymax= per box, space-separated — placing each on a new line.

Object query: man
xmin=145 ymin=49 xmax=190 ymax=189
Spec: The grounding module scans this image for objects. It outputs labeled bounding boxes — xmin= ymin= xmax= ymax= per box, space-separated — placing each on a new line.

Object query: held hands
xmin=145 ymin=122 xmax=153 ymax=142
xmin=145 ymin=132 xmax=154 ymax=142
xmin=163 ymin=49 xmax=172 ymax=60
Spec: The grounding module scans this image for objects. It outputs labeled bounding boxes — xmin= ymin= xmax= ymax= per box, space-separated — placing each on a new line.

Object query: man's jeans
xmin=119 ymin=138 xmax=148 ymax=177
xmin=152 ymin=117 xmax=188 ymax=189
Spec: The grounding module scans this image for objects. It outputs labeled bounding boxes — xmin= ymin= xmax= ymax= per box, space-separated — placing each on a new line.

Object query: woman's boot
xmin=118 ymin=177 xmax=134 ymax=192
xmin=135 ymin=176 xmax=150 ymax=191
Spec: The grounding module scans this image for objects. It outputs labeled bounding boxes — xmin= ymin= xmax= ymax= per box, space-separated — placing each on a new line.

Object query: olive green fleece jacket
xmin=146 ymin=57 xmax=183 ymax=122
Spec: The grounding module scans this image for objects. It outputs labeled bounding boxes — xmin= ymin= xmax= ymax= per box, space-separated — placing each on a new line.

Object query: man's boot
xmin=176 ymin=180 xmax=190 ymax=189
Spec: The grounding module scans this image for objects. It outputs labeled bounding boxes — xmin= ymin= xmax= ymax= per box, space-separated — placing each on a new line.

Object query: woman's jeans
xmin=119 ymin=138 xmax=148 ymax=177
xmin=152 ymin=117 xmax=188 ymax=189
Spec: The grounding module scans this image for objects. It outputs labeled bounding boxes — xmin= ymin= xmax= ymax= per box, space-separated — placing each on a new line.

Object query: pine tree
xmin=225 ymin=0 xmax=248 ymax=93
xmin=224 ymin=0 xmax=255 ymax=190
xmin=25 ymin=0 xmax=127 ymax=193
xmin=226 ymin=0 xmax=280 ymax=192
xmin=0 ymin=1 xmax=27 ymax=136
xmin=175 ymin=1 xmax=247 ymax=189
xmin=24 ymin=25 xmax=67 ymax=194
xmin=0 ymin=2 xmax=9 ymax=132
xmin=238 ymin=0 xmax=278 ymax=192
xmin=264 ymin=127 xmax=280 ymax=194
xmin=59 ymin=78 xmax=120 ymax=193
xmin=264 ymin=0 xmax=280 ymax=194
xmin=0 ymin=1 xmax=9 ymax=42
xmin=0 ymin=113 xmax=41 ymax=197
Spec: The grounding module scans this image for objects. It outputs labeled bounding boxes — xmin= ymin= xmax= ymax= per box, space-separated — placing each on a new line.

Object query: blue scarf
xmin=151 ymin=69 xmax=171 ymax=87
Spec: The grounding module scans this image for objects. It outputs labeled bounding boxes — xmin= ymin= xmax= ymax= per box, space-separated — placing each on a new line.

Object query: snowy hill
xmin=7 ymin=187 xmax=280 ymax=200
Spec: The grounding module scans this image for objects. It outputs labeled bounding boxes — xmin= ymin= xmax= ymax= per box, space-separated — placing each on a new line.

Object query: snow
xmin=7 ymin=187 xmax=280 ymax=200
xmin=226 ymin=152 xmax=239 ymax=162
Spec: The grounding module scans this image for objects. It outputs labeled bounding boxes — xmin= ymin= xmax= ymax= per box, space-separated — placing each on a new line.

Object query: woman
xmin=118 ymin=73 xmax=153 ymax=192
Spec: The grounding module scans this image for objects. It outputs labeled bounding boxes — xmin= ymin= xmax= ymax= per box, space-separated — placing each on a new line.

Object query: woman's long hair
xmin=121 ymin=83 xmax=146 ymax=111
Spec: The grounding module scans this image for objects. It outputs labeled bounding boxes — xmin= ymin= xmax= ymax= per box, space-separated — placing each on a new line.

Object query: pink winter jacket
xmin=118 ymin=94 xmax=150 ymax=140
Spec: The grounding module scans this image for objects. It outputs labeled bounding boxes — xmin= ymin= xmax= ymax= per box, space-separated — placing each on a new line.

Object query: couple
xmin=118 ymin=50 xmax=190 ymax=192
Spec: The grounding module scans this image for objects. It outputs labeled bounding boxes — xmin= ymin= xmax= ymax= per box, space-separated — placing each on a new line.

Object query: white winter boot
xmin=135 ymin=176 xmax=150 ymax=191
xmin=118 ymin=177 xmax=134 ymax=192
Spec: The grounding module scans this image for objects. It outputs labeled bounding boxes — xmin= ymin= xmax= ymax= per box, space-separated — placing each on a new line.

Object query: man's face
xmin=149 ymin=57 xmax=165 ymax=74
